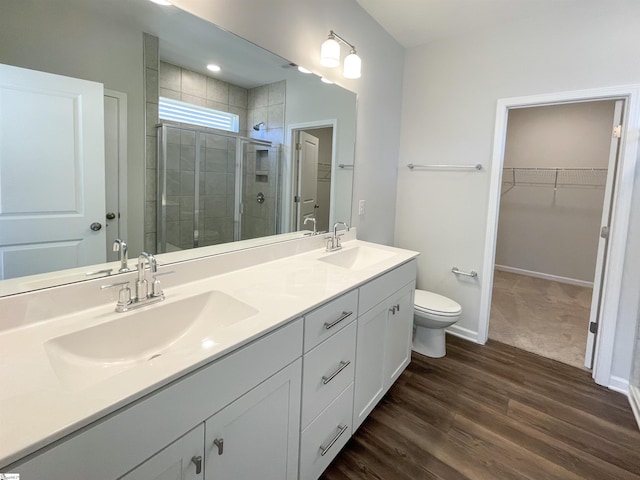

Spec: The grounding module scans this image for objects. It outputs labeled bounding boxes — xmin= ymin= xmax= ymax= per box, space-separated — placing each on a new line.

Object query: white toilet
xmin=412 ymin=289 xmax=462 ymax=358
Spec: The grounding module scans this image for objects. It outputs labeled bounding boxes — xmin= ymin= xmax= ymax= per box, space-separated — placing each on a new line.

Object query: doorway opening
xmin=289 ymin=123 xmax=336 ymax=234
xmin=489 ymin=99 xmax=621 ymax=368
xmin=480 ymin=85 xmax=640 ymax=389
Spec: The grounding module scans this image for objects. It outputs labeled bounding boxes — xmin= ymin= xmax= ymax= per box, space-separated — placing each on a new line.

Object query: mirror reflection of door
xmin=296 ymin=131 xmax=319 ymax=230
xmin=0 ymin=63 xmax=106 ymax=280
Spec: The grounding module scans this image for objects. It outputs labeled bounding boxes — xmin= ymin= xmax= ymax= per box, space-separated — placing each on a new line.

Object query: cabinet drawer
xmin=304 ymin=289 xmax=358 ymax=352
xmin=358 ymin=260 xmax=416 ymax=315
xmin=301 ymin=321 xmax=356 ymax=428
xmin=300 ymin=383 xmax=354 ymax=480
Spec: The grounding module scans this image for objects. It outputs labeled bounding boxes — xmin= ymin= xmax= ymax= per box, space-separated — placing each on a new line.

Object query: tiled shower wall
xmin=143 ymin=41 xmax=286 ymax=249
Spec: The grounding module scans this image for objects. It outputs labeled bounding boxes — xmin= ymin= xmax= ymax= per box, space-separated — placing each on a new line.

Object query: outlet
xmin=358 ymin=200 xmax=366 ymax=215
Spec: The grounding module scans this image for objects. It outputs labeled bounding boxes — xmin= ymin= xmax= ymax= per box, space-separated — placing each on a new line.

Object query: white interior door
xmin=0 ymin=63 xmax=106 ymax=280
xmin=296 ymin=131 xmax=319 ymax=229
xmin=584 ymin=99 xmax=625 ymax=368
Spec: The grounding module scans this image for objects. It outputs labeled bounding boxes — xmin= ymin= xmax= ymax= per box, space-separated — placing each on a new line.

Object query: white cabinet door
xmin=204 ymin=360 xmax=301 ymax=480
xmin=383 ymin=283 xmax=414 ymax=386
xmin=119 ymin=424 xmax=204 ymax=480
xmin=353 ymin=301 xmax=387 ymax=430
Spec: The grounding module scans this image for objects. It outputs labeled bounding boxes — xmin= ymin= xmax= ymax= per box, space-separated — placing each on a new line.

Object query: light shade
xmin=343 ymin=51 xmax=361 ymax=79
xmin=320 ymin=38 xmax=341 ymax=68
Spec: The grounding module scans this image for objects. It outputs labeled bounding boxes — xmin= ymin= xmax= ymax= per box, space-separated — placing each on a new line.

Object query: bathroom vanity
xmin=0 ymin=232 xmax=418 ymax=479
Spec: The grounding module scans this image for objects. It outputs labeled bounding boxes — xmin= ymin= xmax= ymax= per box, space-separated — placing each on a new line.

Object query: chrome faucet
xmin=326 ymin=222 xmax=349 ymax=252
xmin=113 ymin=238 xmax=129 ymax=272
xmin=101 ymin=252 xmax=165 ymax=312
xmin=304 ymin=216 xmax=317 ymax=235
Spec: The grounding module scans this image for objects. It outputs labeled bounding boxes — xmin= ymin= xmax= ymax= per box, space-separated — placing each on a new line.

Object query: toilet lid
xmin=414 ymin=290 xmax=462 ymax=316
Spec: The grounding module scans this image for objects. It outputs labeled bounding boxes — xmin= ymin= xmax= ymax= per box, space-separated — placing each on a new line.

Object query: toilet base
xmin=412 ymin=325 xmax=447 ymax=358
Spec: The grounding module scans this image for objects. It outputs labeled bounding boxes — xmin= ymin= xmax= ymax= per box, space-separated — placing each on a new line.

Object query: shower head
xmin=253 ymin=122 xmax=265 ymax=131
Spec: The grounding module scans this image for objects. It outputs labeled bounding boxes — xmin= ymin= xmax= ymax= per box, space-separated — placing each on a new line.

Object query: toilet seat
xmin=414 ymin=290 xmax=461 ymax=317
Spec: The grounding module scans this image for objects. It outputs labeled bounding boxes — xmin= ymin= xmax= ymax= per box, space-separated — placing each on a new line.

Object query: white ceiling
xmin=354 ymin=0 xmax=598 ymax=48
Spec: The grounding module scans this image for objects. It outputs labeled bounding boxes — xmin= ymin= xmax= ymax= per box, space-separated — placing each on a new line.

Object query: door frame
xmin=104 ymin=89 xmax=128 ymax=253
xmin=284 ymin=120 xmax=337 ymax=233
xmin=480 ymin=85 xmax=640 ymax=389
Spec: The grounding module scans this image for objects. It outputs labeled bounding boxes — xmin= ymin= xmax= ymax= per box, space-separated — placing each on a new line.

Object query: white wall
xmin=394 ymin=4 xmax=640 ymax=383
xmin=172 ymin=0 xmax=405 ymax=244
xmin=496 ymin=102 xmax=614 ymax=282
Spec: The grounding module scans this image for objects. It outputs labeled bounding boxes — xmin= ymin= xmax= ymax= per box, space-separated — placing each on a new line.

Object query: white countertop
xmin=0 ymin=238 xmax=418 ymax=467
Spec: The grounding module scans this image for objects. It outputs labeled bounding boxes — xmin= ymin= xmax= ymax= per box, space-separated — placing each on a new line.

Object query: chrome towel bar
xmin=407 ymin=163 xmax=483 ymax=171
xmin=452 ymin=267 xmax=478 ymax=278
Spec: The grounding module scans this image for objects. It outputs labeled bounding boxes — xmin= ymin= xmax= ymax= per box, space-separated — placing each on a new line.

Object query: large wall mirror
xmin=0 ymin=0 xmax=356 ymax=296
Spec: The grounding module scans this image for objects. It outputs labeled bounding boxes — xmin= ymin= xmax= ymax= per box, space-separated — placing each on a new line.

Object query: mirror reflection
xmin=0 ymin=0 xmax=356 ymax=296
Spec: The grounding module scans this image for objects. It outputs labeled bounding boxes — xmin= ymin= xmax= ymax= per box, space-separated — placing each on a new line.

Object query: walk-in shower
xmin=156 ymin=123 xmax=280 ymax=253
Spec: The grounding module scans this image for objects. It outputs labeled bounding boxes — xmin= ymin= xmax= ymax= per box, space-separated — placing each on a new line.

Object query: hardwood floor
xmin=322 ymin=335 xmax=640 ymax=480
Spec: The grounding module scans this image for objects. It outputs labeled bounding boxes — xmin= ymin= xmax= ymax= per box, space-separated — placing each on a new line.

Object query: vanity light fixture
xmin=149 ymin=0 xmax=172 ymax=5
xmin=320 ymin=77 xmax=334 ymax=84
xmin=297 ymin=66 xmax=312 ymax=74
xmin=206 ymin=64 xmax=221 ymax=72
xmin=320 ymin=30 xmax=362 ymax=79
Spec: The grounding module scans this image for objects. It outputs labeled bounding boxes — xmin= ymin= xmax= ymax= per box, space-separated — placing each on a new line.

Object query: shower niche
xmin=156 ymin=124 xmax=280 ymax=253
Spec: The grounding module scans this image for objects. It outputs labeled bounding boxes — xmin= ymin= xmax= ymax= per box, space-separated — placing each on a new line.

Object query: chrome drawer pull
xmin=322 ymin=360 xmax=351 ymax=385
xmin=191 ymin=456 xmax=202 ymax=474
xmin=213 ymin=438 xmax=224 ymax=455
xmin=319 ymin=424 xmax=348 ymax=456
xmin=324 ymin=310 xmax=353 ymax=330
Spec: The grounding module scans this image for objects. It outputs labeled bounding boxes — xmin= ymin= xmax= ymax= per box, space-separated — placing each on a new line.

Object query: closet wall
xmin=495 ymin=101 xmax=615 ymax=283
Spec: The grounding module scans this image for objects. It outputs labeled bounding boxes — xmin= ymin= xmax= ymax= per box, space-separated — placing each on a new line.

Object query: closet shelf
xmin=501 ymin=167 xmax=607 ymax=196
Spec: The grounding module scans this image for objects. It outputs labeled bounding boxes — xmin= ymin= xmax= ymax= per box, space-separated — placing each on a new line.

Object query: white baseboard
xmin=495 ymin=265 xmax=594 ymax=288
xmin=629 ymin=385 xmax=640 ymax=431
xmin=608 ymin=375 xmax=629 ymax=395
xmin=446 ymin=324 xmax=480 ymax=344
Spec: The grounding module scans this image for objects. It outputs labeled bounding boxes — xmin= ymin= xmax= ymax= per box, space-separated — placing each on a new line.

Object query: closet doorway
xmin=488 ymin=99 xmax=623 ymax=369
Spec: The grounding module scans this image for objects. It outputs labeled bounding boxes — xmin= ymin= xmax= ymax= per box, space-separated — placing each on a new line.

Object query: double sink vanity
xmin=0 ymin=230 xmax=418 ymax=479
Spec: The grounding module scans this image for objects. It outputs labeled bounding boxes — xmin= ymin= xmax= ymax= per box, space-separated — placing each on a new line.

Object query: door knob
xmin=106 ymin=212 xmax=116 ymax=220
xmin=90 ymin=222 xmax=102 ymax=231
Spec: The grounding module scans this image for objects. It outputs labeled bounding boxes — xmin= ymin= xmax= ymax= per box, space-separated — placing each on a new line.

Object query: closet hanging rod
xmin=407 ymin=163 xmax=483 ymax=171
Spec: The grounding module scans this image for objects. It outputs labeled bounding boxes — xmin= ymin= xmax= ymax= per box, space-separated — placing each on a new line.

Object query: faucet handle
xmin=150 ymin=271 xmax=174 ymax=298
xmin=101 ymin=281 xmax=132 ymax=311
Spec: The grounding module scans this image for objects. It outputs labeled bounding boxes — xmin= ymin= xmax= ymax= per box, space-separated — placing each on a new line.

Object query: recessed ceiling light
xmin=207 ymin=64 xmax=221 ymax=72
xmin=297 ymin=66 xmax=312 ymax=74
xmin=149 ymin=0 xmax=172 ymax=5
xmin=320 ymin=77 xmax=334 ymax=84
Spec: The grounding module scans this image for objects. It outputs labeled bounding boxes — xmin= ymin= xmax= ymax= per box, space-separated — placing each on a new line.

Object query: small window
xmin=158 ymin=97 xmax=239 ymax=132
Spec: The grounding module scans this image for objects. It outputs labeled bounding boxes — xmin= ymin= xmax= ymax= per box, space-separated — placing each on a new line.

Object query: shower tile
xmin=181 ymin=93 xmax=206 ymax=107
xmin=146 ymin=135 xmax=157 ymax=169
xmin=179 ymin=221 xmax=194 ymax=248
xmin=145 ymin=169 xmax=156 ymax=202
xmin=180 ymin=130 xmax=196 ymax=146
xmin=166 ymin=203 xmax=180 ymax=222
xmin=206 ymin=78 xmax=229 ymax=104
xmin=180 ymin=171 xmax=196 ymax=195
xmin=229 ymin=85 xmax=248 ymax=108
xmin=166 ymin=221 xmax=179 ymax=245
xmin=159 ymin=88 xmax=180 ymax=101
xmin=166 ymin=127 xmax=181 ymax=145
xmin=229 ymin=106 xmax=247 ymax=135
xmin=267 ymin=104 xmax=284 ymax=129
xmin=204 ymin=172 xmax=227 ymax=195
xmin=146 ymin=68 xmax=159 ymax=101
xmin=144 ymin=233 xmax=157 ymax=254
xmin=166 ymin=144 xmax=181 ymax=171
xmin=180 ymin=145 xmax=196 ymax=171
xmin=266 ymin=127 xmax=284 ymax=144
xmin=226 ymin=174 xmax=235 ymax=194
xmin=206 ymin=100 xmax=229 ymax=115
xmin=145 ymin=102 xmax=159 ymax=136
xmin=179 ymin=196 xmax=195 ymax=220
xmin=250 ymin=85 xmax=269 ymax=108
xmin=182 ymin=69 xmax=207 ymax=98
xmin=144 ymin=34 xmax=159 ymax=70
xmin=268 ymin=81 xmax=285 ymax=105
xmin=160 ymin=62 xmax=181 ymax=91
xmin=206 ymin=133 xmax=228 ymax=150
xmin=145 ymin=201 xmax=157 ymax=232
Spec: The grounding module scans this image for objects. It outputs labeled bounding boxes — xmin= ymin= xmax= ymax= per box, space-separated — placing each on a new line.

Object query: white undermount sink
xmin=44 ymin=291 xmax=259 ymax=388
xmin=318 ymin=245 xmax=396 ymax=271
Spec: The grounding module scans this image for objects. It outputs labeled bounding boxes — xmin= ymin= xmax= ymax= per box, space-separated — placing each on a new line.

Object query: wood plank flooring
xmin=321 ymin=335 xmax=640 ymax=480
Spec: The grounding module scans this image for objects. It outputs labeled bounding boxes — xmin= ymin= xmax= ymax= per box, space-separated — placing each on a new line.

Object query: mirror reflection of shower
xmin=253 ymin=122 xmax=265 ymax=131
xmin=156 ymin=123 xmax=280 ymax=253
